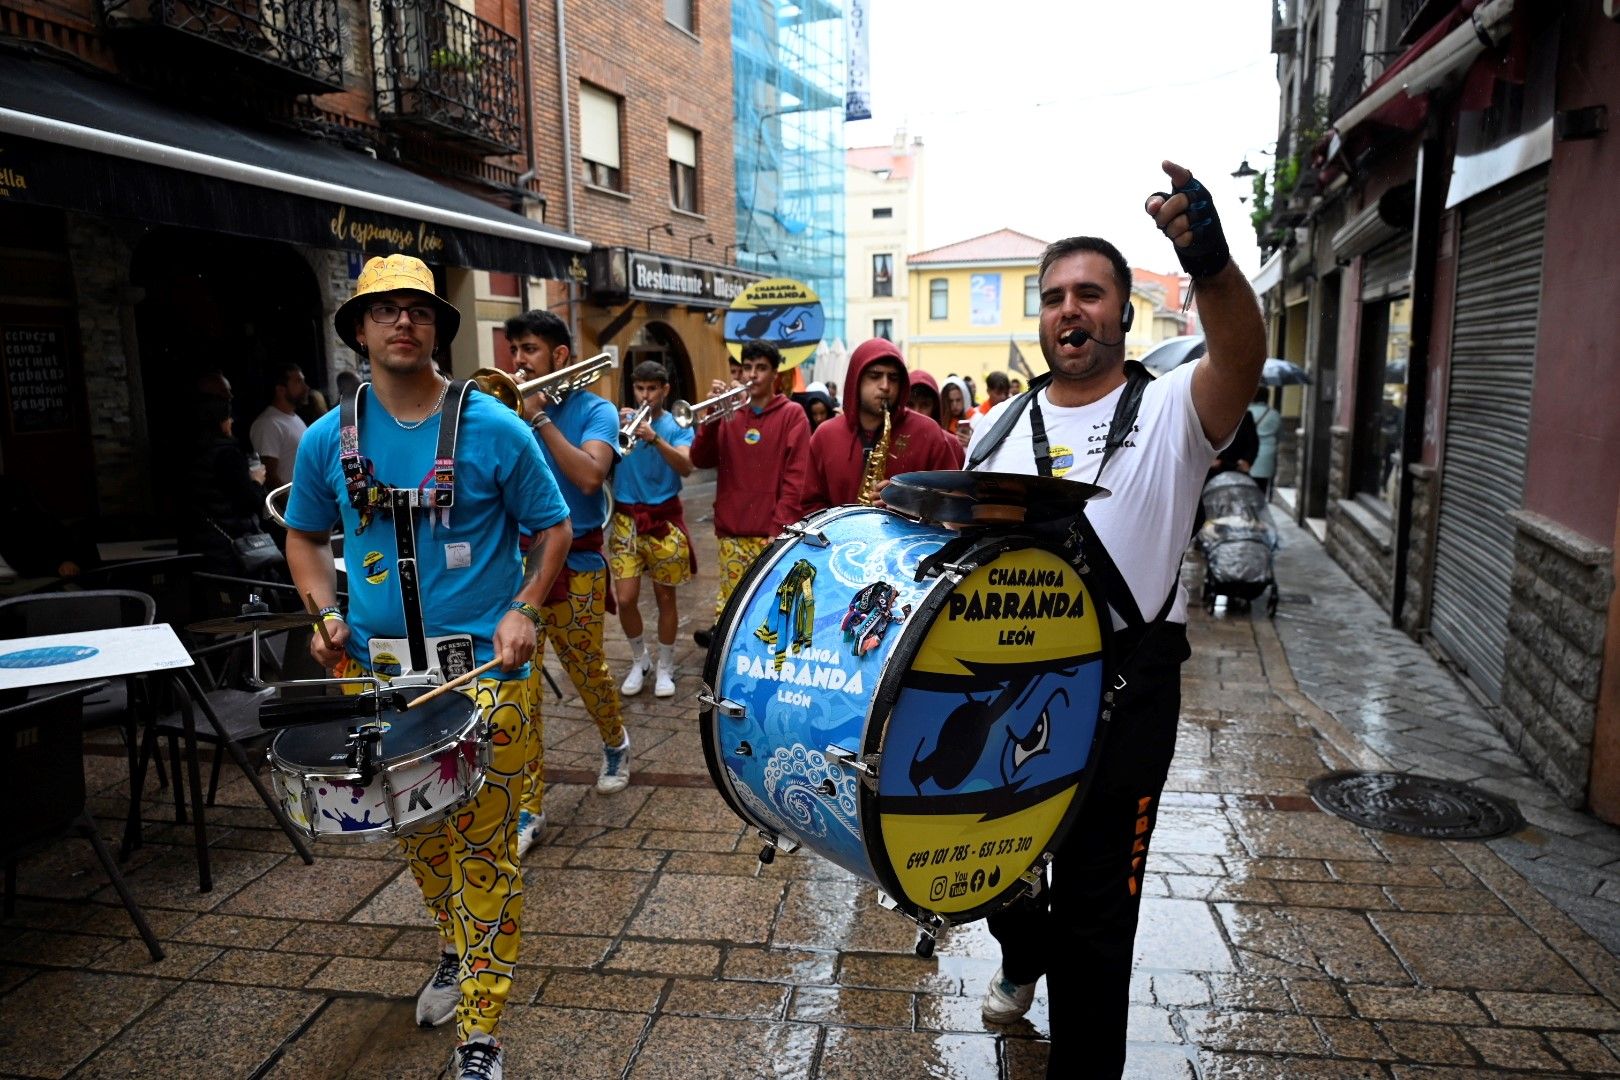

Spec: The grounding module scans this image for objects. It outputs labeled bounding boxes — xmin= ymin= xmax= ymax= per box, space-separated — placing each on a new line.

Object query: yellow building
xmin=905 ymin=228 xmax=1192 ymax=388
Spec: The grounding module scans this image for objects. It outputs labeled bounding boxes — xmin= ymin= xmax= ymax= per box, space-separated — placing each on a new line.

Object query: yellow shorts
xmin=607 ymin=511 xmax=694 ymax=587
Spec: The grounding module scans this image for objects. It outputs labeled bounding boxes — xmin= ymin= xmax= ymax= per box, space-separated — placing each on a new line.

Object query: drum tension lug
xmin=757 ymin=830 xmax=800 ymax=866
xmin=782 ymin=524 xmax=830 ymax=547
xmin=697 ymin=687 xmax=747 ymax=719
xmin=915 ymin=929 xmax=936 ymax=959
xmin=824 ymin=745 xmax=879 ymax=789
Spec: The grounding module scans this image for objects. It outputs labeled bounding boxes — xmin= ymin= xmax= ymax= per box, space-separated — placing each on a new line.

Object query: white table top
xmin=96 ymin=540 xmax=179 ymax=562
xmin=0 ymin=623 xmax=193 ymax=690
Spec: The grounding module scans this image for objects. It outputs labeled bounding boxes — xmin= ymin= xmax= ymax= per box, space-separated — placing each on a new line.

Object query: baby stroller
xmin=1196 ymin=471 xmax=1279 ymax=616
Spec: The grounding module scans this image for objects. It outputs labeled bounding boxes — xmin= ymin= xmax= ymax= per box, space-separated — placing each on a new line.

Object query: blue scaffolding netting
xmin=732 ymin=0 xmax=847 ymax=347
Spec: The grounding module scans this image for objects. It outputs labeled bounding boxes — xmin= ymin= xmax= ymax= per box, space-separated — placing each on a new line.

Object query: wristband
xmin=319 ymin=606 xmax=343 ymax=621
xmin=530 ymin=413 xmax=553 ymax=432
xmin=507 ymin=600 xmax=543 ymax=627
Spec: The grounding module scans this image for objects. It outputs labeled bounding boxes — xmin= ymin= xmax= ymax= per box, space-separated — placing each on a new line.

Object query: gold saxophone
xmin=858 ymin=405 xmax=892 ymax=505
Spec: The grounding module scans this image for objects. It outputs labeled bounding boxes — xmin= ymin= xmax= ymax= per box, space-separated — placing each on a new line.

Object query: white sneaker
xmin=416 ymin=949 xmax=460 ymax=1027
xmin=654 ymin=661 xmax=676 ymax=698
xmin=980 ymin=966 xmax=1036 ymax=1023
xmin=515 ymin=809 xmax=546 ymax=859
xmin=621 ymin=654 xmax=650 ymax=696
xmin=449 ymin=1031 xmax=503 ymax=1080
xmin=597 ymin=732 xmax=631 ymax=794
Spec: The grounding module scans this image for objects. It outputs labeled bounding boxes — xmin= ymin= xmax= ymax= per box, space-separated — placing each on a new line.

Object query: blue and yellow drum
xmin=699 ymin=504 xmax=1110 ymax=928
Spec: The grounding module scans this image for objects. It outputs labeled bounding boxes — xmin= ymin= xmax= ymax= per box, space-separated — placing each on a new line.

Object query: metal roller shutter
xmin=1361 ymin=236 xmax=1411 ymax=302
xmin=1428 ymin=170 xmax=1547 ymax=702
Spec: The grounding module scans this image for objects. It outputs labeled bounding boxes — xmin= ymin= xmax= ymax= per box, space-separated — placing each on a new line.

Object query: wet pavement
xmin=3 ymin=477 xmax=1620 ymax=1077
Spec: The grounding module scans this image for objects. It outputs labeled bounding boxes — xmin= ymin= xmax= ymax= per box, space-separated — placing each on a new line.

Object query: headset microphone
xmin=1060 ymin=328 xmax=1125 ymax=349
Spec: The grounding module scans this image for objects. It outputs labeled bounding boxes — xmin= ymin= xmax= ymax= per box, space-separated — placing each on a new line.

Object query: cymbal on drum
xmin=883 ymin=470 xmax=1108 ymax=526
xmin=187 ymin=611 xmax=315 ymax=635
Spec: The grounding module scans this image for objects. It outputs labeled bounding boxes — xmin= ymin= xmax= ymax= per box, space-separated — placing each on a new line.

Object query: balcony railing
xmin=100 ymin=0 xmax=344 ymax=94
xmin=373 ymin=0 xmax=521 ymax=156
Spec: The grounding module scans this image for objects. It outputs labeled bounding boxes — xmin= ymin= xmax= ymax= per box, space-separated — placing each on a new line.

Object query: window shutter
xmin=580 ymin=85 xmax=621 ymax=169
xmin=667 ymin=123 xmax=697 ymax=167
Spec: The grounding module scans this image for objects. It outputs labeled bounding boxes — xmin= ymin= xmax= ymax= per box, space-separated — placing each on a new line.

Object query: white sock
xmin=657 ymin=642 xmax=675 ymax=669
xmin=628 ymin=635 xmax=646 ymax=660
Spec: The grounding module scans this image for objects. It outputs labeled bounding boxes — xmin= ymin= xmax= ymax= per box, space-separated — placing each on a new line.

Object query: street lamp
xmin=723 ymin=243 xmax=745 ymax=262
xmin=1231 ymin=157 xmax=1259 ymax=178
xmin=688 ymin=232 xmax=715 ymax=258
xmin=645 ymin=222 xmax=674 ymax=249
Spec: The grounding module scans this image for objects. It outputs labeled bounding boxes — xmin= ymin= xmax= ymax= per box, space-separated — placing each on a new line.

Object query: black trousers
xmin=987 ymin=622 xmax=1190 ymax=1079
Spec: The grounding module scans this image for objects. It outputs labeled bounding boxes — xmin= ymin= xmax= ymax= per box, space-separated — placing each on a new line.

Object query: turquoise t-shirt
xmin=533 ymin=390 xmax=620 ymax=570
xmin=285 ymin=387 xmax=568 ymax=678
xmin=613 ymin=409 xmax=693 ymax=505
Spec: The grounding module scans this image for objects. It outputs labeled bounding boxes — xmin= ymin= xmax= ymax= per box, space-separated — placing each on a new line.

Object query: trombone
xmin=671 ymin=384 xmax=749 ymax=429
xmin=617 ymin=403 xmax=652 ymax=452
xmin=471 ymin=351 xmax=616 ymax=420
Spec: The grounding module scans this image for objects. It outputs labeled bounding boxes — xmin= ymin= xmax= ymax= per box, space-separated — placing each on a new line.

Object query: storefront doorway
xmin=130 ymin=229 xmax=324 ymax=525
xmin=622 ymin=320 xmax=696 ymax=409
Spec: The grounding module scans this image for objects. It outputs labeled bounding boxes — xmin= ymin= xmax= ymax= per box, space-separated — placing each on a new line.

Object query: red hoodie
xmin=802 ymin=339 xmax=963 ymax=512
xmin=690 ymin=392 xmax=811 ymax=537
xmin=908 ymin=370 xmax=965 ymax=467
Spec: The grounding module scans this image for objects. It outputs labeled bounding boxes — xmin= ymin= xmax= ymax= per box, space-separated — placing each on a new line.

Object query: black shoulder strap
xmin=1092 ymin=360 xmax=1154 ymax=482
xmin=965 ymin=373 xmax=1051 ymax=471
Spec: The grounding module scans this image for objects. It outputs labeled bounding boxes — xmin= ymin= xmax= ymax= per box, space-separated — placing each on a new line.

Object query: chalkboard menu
xmin=4 ymin=325 xmax=71 ymax=435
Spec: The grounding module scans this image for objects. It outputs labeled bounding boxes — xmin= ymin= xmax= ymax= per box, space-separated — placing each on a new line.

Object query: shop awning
xmin=0 ymin=53 xmax=589 ymax=276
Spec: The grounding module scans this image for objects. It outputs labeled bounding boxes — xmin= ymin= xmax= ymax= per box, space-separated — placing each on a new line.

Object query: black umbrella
xmin=1260 ymin=357 xmax=1310 ymax=386
xmin=1139 ymin=335 xmax=1206 ymax=376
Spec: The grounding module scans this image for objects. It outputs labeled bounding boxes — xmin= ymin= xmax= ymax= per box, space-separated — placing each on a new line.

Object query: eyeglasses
xmin=366 ymin=302 xmax=438 ymax=326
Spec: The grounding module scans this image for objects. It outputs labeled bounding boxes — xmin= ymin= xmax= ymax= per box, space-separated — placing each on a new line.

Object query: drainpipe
xmin=516 ymin=0 xmax=538 ymax=312
xmin=554 ymin=0 xmax=581 ymax=345
xmin=1389 ymin=124 xmax=1445 ymax=631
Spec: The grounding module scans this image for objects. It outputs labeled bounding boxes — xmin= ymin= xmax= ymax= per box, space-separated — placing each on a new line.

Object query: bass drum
xmin=699 ymin=505 xmax=1111 ymax=928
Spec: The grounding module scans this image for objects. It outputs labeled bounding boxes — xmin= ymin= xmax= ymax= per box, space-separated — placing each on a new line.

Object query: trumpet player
xmin=801 ymin=338 xmax=961 ymax=512
xmin=610 ymin=361 xmax=695 ymax=698
xmin=689 ymin=340 xmax=811 ymax=648
xmin=503 ymin=310 xmax=631 ymax=832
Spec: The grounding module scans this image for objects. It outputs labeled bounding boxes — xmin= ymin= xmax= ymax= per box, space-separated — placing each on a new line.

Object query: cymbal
xmin=187 ymin=610 xmax=316 ymax=635
xmin=884 ymin=470 xmax=1109 ymax=526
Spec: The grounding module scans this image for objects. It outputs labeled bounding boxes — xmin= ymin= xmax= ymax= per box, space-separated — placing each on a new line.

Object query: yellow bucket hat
xmin=335 ymin=254 xmax=462 ymax=354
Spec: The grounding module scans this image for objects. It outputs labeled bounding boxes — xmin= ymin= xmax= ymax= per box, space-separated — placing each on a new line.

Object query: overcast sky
xmin=845 ymin=1 xmax=1283 ymax=279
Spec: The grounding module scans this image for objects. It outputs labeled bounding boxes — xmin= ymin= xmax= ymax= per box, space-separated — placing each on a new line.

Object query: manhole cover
xmin=1307 ymin=771 xmax=1524 ymax=840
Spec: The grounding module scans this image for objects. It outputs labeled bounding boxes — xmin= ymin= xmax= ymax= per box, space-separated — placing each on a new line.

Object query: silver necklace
xmin=393 ymin=376 xmax=449 ymax=430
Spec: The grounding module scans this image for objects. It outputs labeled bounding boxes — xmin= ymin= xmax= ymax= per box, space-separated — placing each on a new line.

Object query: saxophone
xmin=858 ymin=405 xmax=893 ymax=505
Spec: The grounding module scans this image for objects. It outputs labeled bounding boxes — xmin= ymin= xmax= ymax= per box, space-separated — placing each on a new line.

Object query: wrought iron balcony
xmin=372 ymin=0 xmax=521 ymax=156
xmin=99 ymin=0 xmax=344 ymax=95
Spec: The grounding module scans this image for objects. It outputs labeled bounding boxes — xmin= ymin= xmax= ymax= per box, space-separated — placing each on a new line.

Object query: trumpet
xmin=671 ymin=384 xmax=749 ymax=429
xmin=471 ymin=351 xmax=616 ymax=420
xmin=618 ymin=403 xmax=653 ymax=452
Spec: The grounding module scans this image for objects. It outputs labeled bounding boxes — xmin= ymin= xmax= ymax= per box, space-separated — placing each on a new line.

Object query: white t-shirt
xmin=966 ymin=362 xmax=1221 ymax=626
xmin=250 ymin=406 xmax=308 ymax=472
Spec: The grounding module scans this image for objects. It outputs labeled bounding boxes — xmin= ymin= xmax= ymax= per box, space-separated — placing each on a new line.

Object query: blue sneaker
xmin=597 ymin=732 xmax=632 ymax=794
xmin=515 ymin=809 xmax=545 ymax=859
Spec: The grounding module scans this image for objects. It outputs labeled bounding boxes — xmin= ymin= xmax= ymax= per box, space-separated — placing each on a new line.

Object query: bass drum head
xmin=271 ymin=686 xmax=478 ymax=769
xmin=865 ymin=542 xmax=1109 ymax=924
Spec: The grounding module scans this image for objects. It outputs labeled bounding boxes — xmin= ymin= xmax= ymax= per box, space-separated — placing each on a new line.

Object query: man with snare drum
xmin=965 ymin=162 xmax=1265 ymax=1077
xmin=284 ymin=255 xmax=572 ymax=1080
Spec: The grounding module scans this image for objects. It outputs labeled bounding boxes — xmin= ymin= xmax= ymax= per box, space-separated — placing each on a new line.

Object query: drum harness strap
xmin=339 ymin=380 xmax=475 ymax=676
xmin=964 ymin=362 xmax=1175 ymax=688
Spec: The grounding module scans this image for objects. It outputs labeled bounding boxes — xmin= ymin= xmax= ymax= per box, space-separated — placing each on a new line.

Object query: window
xmin=668 ymin=123 xmax=698 ymax=212
xmin=873 ymin=319 xmax=893 ymax=341
xmin=665 ymin=0 xmax=693 ymax=32
xmin=929 ymin=278 xmax=948 ymax=320
xmin=872 ymin=253 xmax=894 ymax=297
xmin=580 ymin=84 xmax=623 ymax=191
xmin=1351 ymin=295 xmax=1412 ymax=515
xmin=1024 ymin=275 xmax=1039 ymax=317
xmin=872 ymin=207 xmax=893 ymax=219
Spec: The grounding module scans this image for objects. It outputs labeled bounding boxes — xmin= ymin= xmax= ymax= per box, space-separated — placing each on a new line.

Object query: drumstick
xmin=304 ymin=590 xmax=335 ymax=650
xmin=406 ymin=658 xmax=503 ymax=710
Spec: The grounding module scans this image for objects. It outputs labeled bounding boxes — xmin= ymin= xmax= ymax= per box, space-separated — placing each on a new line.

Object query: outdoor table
xmin=0 ymin=623 xmax=313 ymax=891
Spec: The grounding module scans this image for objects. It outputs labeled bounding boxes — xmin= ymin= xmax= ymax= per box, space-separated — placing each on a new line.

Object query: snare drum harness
xmin=965 ymin=362 xmax=1176 ymax=658
xmin=339 ymin=380 xmax=475 ymax=676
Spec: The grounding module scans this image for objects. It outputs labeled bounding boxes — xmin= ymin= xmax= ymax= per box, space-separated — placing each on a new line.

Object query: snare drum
xmin=269 ymin=686 xmax=491 ymax=842
xmin=700 ymin=504 xmax=1110 ymax=929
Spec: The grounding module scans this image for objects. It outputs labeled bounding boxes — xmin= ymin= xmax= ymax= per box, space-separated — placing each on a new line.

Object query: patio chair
xmin=0 ymin=682 xmax=164 ymax=961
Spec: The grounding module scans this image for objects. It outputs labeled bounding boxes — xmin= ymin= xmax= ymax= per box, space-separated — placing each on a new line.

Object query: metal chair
xmin=0 ymin=590 xmax=159 ymax=854
xmin=0 ymin=682 xmax=164 ymax=961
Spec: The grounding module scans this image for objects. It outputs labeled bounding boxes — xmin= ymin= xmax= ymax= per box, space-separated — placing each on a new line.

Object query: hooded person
xmin=907 ymin=370 xmax=964 ymax=466
xmin=801 ymin=338 xmax=962 ymax=511
xmin=940 ymin=375 xmax=973 ymax=447
xmin=795 ymin=388 xmax=837 ymax=430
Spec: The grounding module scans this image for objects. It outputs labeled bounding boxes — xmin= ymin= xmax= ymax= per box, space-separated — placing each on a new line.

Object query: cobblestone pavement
xmin=2 ymin=477 xmax=1619 ymax=1077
